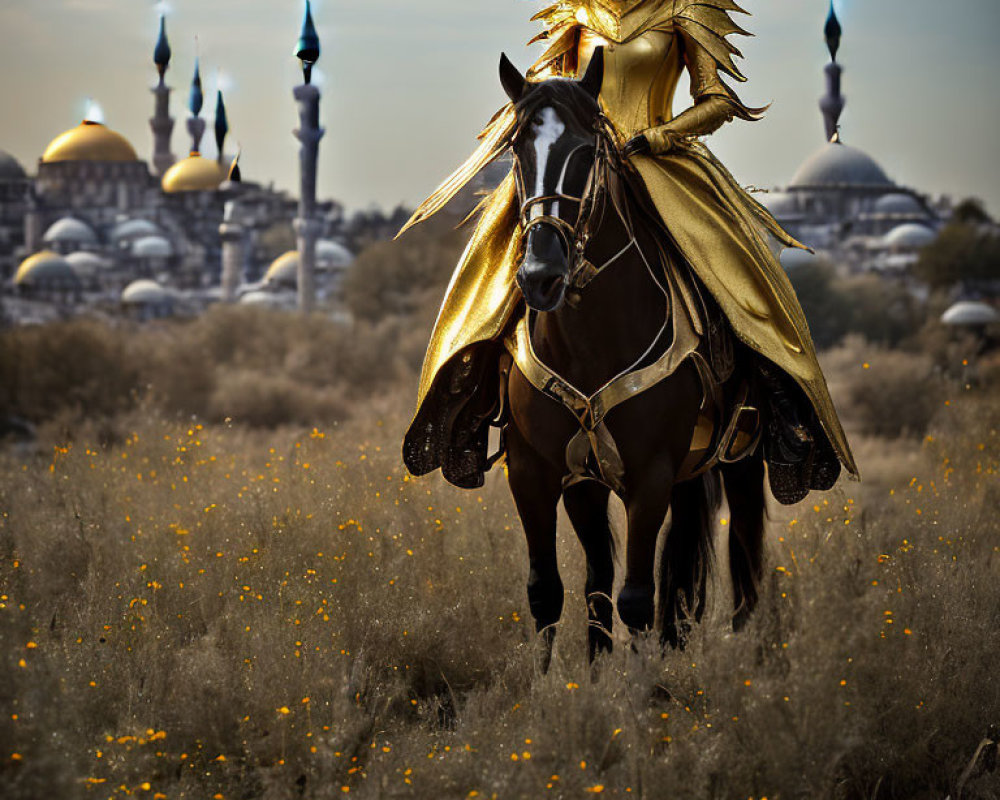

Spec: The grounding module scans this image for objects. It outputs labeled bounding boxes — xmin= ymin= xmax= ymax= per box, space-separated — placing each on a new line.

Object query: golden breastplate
xmin=579 ymin=28 xmax=683 ymax=138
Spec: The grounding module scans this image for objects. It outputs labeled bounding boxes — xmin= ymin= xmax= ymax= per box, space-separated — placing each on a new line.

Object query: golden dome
xmin=161 ymin=152 xmax=225 ymax=193
xmin=264 ymin=250 xmax=299 ymax=286
xmin=14 ymin=251 xmax=78 ymax=286
xmin=42 ymin=121 xmax=138 ymax=163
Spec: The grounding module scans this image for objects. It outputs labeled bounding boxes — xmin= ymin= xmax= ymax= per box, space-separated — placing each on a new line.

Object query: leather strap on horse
xmin=505 ymin=260 xmax=702 ymax=494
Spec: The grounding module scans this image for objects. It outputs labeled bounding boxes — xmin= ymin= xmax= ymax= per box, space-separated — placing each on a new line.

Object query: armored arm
xmin=626 ymin=9 xmax=766 ymax=157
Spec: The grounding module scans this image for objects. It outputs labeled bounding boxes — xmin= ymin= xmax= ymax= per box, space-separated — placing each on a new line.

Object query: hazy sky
xmin=1 ymin=0 xmax=998 ymax=214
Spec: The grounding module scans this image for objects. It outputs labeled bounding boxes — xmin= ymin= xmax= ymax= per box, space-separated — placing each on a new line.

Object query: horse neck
xmin=532 ymin=205 xmax=670 ymax=397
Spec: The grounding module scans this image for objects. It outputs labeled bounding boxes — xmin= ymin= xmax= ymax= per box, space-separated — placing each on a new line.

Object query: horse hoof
xmin=617 ymin=584 xmax=654 ymax=631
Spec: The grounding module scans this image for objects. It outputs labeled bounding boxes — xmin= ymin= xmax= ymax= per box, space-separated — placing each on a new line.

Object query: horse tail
xmin=658 ymin=470 xmax=723 ymax=646
xmin=721 ymin=448 xmax=768 ymax=631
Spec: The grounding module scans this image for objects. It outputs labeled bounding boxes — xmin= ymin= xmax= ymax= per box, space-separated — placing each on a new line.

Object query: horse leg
xmin=505 ymin=423 xmax=565 ymax=672
xmin=618 ymin=466 xmax=674 ymax=634
xmin=563 ymin=482 xmax=615 ymax=661
xmin=659 ymin=473 xmax=721 ymax=649
xmin=721 ymin=450 xmax=767 ymax=632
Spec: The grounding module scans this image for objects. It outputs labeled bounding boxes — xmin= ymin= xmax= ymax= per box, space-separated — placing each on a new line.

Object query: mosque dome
xmin=316 ymin=239 xmax=354 ymax=269
xmin=264 ymin=250 xmax=299 ymax=287
xmin=121 ymin=279 xmax=173 ymax=305
xmin=42 ymin=121 xmax=138 ymax=163
xmin=111 ymin=218 xmax=161 ymax=244
xmin=761 ymin=191 xmax=800 ymax=218
xmin=65 ymin=251 xmax=110 ymax=278
xmin=239 ymin=290 xmax=288 ymax=308
xmin=941 ymin=301 xmax=1000 ymax=327
xmin=790 ymin=142 xmax=893 ymax=189
xmin=264 ymin=246 xmax=350 ymax=288
xmin=884 ymin=223 xmax=936 ymax=250
xmin=43 ymin=216 xmax=98 ymax=246
xmin=873 ymin=193 xmax=927 ymax=217
xmin=0 ymin=149 xmax=26 ymax=180
xmin=131 ymin=235 xmax=174 ymax=258
xmin=14 ymin=251 xmax=80 ymax=287
xmin=161 ymin=153 xmax=225 ymax=193
xmin=780 ymin=248 xmax=818 ymax=271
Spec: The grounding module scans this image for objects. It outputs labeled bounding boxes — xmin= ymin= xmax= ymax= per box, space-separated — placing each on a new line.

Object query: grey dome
xmin=0 ymin=149 xmax=26 ymax=181
xmin=316 ymin=239 xmax=354 ymax=270
xmin=884 ymin=223 xmax=936 ymax=250
xmin=790 ymin=142 xmax=893 ymax=188
xmin=111 ymin=218 xmax=161 ymax=243
xmin=122 ymin=279 xmax=173 ymax=305
xmin=43 ymin=216 xmax=97 ymax=246
xmin=131 ymin=235 xmax=174 ymax=258
xmin=780 ymin=248 xmax=818 ymax=271
xmin=761 ymin=191 xmax=800 ymax=218
xmin=873 ymin=193 xmax=926 ymax=217
xmin=239 ymin=290 xmax=288 ymax=308
xmin=65 ymin=251 xmax=110 ymax=276
xmin=941 ymin=301 xmax=1000 ymax=327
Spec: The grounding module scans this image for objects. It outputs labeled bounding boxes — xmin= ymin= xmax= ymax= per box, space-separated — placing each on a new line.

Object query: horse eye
xmin=531 ymin=114 xmax=544 ymax=127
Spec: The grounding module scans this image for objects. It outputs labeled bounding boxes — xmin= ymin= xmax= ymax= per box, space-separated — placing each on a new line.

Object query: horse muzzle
xmin=517 ymin=256 xmax=568 ymax=312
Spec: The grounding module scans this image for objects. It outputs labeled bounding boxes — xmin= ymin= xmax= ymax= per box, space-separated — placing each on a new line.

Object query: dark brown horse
xmin=498 ymin=51 xmax=767 ymax=665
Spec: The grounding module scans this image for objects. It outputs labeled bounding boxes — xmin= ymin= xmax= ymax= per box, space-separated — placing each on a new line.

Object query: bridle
xmin=510 ymin=111 xmax=640 ymax=293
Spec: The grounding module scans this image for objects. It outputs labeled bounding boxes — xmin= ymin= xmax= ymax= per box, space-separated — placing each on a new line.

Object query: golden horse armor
xmin=399 ymin=0 xmax=859 ymax=491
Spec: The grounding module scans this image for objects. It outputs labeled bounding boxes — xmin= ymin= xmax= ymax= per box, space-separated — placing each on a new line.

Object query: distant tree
xmin=344 ymin=214 xmax=465 ymax=322
xmin=913 ymin=212 xmax=1000 ymax=289
xmin=951 ymin=198 xmax=992 ymax=225
xmin=786 ymin=259 xmax=853 ymax=349
xmin=837 ymin=274 xmax=924 ymax=347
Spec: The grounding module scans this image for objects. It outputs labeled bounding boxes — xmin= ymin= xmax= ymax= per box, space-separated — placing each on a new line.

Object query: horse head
xmin=501 ymin=49 xmax=605 ymax=312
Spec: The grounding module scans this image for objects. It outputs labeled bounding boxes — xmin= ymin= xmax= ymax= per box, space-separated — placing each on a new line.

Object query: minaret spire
xmin=295 ymin=0 xmax=321 ymax=85
xmin=150 ymin=13 xmax=176 ymax=176
xmin=292 ymin=0 xmax=325 ymax=312
xmin=186 ymin=51 xmax=206 ymax=154
xmin=214 ymin=89 xmax=229 ymax=165
xmin=154 ymin=15 xmax=172 ymax=81
xmin=819 ymin=1 xmax=845 ymax=143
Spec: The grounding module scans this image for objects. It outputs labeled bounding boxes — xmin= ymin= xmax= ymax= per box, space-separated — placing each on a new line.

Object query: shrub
xmin=824 ymin=337 xmax=946 ymax=438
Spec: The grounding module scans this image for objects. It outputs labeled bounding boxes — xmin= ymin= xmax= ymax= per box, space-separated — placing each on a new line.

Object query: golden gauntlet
xmin=642 ymin=95 xmax=738 ymax=154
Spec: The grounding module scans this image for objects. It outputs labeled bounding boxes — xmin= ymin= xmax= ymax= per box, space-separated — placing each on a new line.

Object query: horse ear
xmin=499 ymin=53 xmax=527 ymax=103
xmin=580 ymin=47 xmax=604 ymax=99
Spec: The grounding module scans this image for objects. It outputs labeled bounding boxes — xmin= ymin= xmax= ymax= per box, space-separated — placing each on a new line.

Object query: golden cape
xmin=400 ymin=0 xmax=858 ymax=479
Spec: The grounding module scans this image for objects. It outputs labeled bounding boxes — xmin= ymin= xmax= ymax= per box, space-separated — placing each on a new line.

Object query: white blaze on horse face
xmin=531 ymin=107 xmax=566 ymax=220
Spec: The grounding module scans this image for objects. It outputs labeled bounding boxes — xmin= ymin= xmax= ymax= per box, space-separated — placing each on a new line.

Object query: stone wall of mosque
xmin=36 ymin=161 xmax=151 ymax=218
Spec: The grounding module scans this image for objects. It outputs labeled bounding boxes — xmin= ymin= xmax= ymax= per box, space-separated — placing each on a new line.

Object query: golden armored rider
xmin=400 ymin=0 xmax=858 ymax=502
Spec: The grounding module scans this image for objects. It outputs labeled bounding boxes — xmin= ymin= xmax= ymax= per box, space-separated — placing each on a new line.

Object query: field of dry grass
xmin=1 ymin=308 xmax=998 ymax=799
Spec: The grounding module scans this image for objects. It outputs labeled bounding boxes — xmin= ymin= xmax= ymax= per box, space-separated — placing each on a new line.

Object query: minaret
xmin=219 ymin=200 xmax=245 ymax=302
xmin=24 ymin=189 xmax=41 ymax=254
xmin=187 ymin=55 xmax=206 ymax=155
xmin=292 ymin=0 xmax=325 ymax=313
xmin=150 ymin=15 xmax=176 ymax=176
xmin=819 ymin=1 xmax=845 ymax=143
xmin=214 ymin=89 xmax=229 ymax=166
